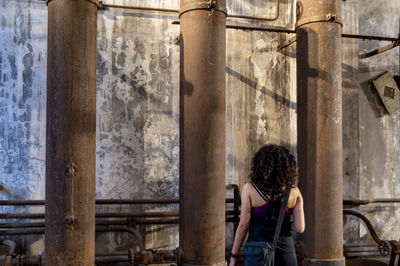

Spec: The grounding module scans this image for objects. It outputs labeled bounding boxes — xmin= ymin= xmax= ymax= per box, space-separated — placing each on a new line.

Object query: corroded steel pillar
xmin=46 ymin=0 xmax=98 ymax=264
xmin=296 ymin=0 xmax=345 ymax=265
xmin=179 ymin=0 xmax=227 ymax=265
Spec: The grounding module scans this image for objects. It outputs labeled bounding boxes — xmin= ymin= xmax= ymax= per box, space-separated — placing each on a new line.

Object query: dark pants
xmin=244 ymin=239 xmax=298 ymax=266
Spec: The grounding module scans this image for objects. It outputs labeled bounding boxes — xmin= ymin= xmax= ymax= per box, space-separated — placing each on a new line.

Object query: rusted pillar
xmin=296 ymin=0 xmax=345 ymax=265
xmin=179 ymin=0 xmax=226 ymax=265
xmin=45 ymin=0 xmax=98 ymax=264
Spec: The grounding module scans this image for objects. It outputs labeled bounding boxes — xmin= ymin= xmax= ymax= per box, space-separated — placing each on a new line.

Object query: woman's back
xmin=246 ymin=182 xmax=302 ymax=241
xmin=229 ymin=145 xmax=305 ymax=266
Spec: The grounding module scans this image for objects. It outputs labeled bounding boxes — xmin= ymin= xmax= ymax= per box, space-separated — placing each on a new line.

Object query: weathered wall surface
xmin=357 ymin=0 xmax=400 ymax=243
xmin=95 ymin=0 xmax=181 ymax=252
xmin=341 ymin=0 xmax=400 ymax=247
xmin=342 ymin=0 xmax=360 ymax=244
xmin=0 ymin=0 xmax=47 ymax=255
xmin=226 ymin=0 xmax=297 ymax=192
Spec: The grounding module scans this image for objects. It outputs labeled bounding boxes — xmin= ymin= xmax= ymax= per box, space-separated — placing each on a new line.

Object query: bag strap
xmin=270 ymin=186 xmax=291 ymax=253
xmin=250 ymin=182 xmax=270 ymax=202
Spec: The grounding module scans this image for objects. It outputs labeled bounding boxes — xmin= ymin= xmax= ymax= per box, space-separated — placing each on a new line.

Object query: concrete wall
xmin=342 ymin=0 xmax=360 ymax=243
xmin=0 ymin=0 xmax=47 ymax=255
xmin=356 ymin=0 xmax=400 ymax=243
xmin=341 ymin=0 xmax=400 ymax=246
xmin=0 ymin=0 xmax=399 ymax=260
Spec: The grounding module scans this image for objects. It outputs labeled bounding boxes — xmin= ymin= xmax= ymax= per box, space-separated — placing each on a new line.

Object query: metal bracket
xmin=296 ymin=13 xmax=343 ymax=29
xmin=359 ymin=38 xmax=400 ymax=58
xmin=179 ymin=0 xmax=227 ymax=18
xmin=47 ymin=0 xmax=101 ymax=9
xmin=65 ymin=162 xmax=77 ymax=230
xmin=277 ymin=35 xmax=297 ymax=51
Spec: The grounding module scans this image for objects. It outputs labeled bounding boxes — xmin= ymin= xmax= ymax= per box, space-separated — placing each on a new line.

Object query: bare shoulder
xmin=291 ymin=186 xmax=301 ymax=193
xmin=290 ymin=186 xmax=303 ymax=200
xmin=242 ymin=182 xmax=252 ymax=194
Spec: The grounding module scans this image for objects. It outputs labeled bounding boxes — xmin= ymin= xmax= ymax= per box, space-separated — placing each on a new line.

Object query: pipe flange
xmin=47 ymin=0 xmax=102 ymax=9
xmin=179 ymin=0 xmax=227 ymax=17
xmin=296 ymin=13 xmax=343 ymax=29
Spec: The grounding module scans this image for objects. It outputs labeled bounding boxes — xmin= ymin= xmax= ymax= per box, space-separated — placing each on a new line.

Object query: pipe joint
xmin=296 ymin=13 xmax=343 ymax=29
xmin=47 ymin=0 xmax=101 ymax=9
xmin=179 ymin=0 xmax=227 ymax=18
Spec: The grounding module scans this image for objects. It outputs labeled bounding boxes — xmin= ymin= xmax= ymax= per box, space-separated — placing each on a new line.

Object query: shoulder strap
xmin=270 ymin=187 xmax=291 ymax=252
xmin=250 ymin=182 xmax=269 ymax=202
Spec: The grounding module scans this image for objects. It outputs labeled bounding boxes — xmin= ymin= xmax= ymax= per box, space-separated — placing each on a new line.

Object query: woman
xmin=229 ymin=144 xmax=305 ymax=266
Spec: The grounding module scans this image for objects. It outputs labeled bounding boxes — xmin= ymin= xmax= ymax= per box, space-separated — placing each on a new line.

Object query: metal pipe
xmin=0 ymin=218 xmax=237 ymax=230
xmin=343 ymin=198 xmax=400 ymax=205
xmin=0 ymin=211 xmax=235 ymax=219
xmin=100 ymin=0 xmax=280 ymax=21
xmin=359 ymin=39 xmax=400 ymax=58
xmin=46 ymin=0 xmax=98 ymax=264
xmin=342 ymin=33 xmax=399 ymax=42
xmin=296 ymin=0 xmax=345 ymax=265
xmin=99 ymin=3 xmax=178 ymax=13
xmin=0 ymin=198 xmax=235 ymax=205
xmin=95 ymin=255 xmax=128 ymax=264
xmin=0 ymin=211 xmax=178 ymax=219
xmin=0 ymin=229 xmax=45 ymax=235
xmin=343 ymin=210 xmax=381 ymax=244
xmin=97 ymin=212 xmax=179 ymax=218
xmin=0 ymin=200 xmax=44 ymax=206
xmin=179 ymin=0 xmax=227 ymax=265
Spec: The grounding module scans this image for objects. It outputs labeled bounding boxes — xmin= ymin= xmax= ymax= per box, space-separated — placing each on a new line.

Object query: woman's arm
xmin=229 ymin=183 xmax=252 ymax=266
xmin=291 ymin=188 xmax=305 ymax=233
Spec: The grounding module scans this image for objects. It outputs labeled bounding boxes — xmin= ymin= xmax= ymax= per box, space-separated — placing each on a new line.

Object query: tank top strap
xmin=250 ymin=182 xmax=269 ymax=202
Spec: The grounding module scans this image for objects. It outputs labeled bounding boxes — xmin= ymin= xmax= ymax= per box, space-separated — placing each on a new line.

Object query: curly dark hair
xmin=250 ymin=144 xmax=298 ymax=196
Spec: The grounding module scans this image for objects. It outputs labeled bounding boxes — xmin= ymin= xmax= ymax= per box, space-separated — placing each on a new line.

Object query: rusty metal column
xmin=45 ymin=0 xmax=98 ymax=264
xmin=179 ymin=0 xmax=226 ymax=265
xmin=296 ymin=0 xmax=345 ymax=265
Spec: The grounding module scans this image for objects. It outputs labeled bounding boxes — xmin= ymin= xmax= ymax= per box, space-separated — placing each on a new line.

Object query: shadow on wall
xmin=226 ymin=66 xmax=296 ymax=110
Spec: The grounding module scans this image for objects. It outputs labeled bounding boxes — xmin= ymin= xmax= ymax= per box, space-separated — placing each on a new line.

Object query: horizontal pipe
xmin=0 ymin=212 xmax=179 ymax=219
xmin=343 ymin=198 xmax=400 ymax=205
xmin=95 ymin=255 xmax=128 ymax=263
xmin=0 ymin=217 xmax=236 ymax=229
xmin=342 ymin=33 xmax=399 ymax=42
xmin=0 ymin=219 xmax=136 ymax=228
xmin=0 ymin=226 xmax=141 ymax=237
xmin=0 ymin=200 xmax=45 ymax=206
xmin=0 ymin=222 xmax=45 ymax=228
xmin=0 ymin=218 xmax=236 ymax=235
xmin=0 ymin=211 xmax=236 ymax=219
xmin=0 ymin=228 xmax=44 ymax=235
xmin=100 ymin=3 xmax=178 ymax=13
xmin=0 ymin=198 xmax=235 ymax=206
xmin=101 ymin=1 xmax=281 ymax=22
